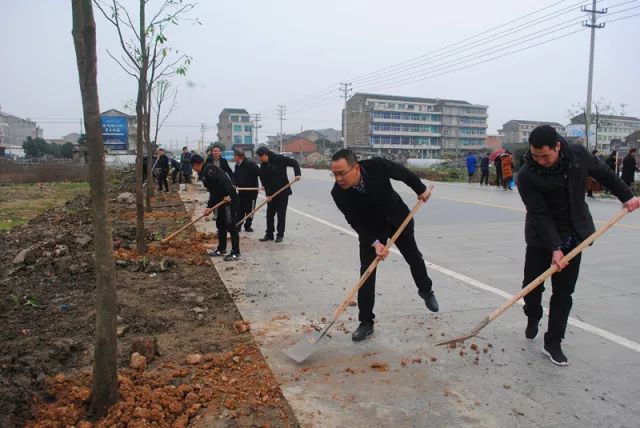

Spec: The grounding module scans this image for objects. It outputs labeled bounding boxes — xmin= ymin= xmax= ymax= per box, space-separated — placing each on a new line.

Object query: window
xmin=233 ymin=136 xmax=242 ymax=145
xmin=233 ymin=125 xmax=242 ymax=132
xmin=230 ymin=115 xmax=238 ymax=122
xmin=244 ymin=125 xmax=252 ymax=132
xmin=244 ymin=135 xmax=252 ymax=144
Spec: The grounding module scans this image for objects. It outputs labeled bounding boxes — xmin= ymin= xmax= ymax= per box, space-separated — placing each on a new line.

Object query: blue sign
xmin=101 ymin=116 xmax=129 ymax=150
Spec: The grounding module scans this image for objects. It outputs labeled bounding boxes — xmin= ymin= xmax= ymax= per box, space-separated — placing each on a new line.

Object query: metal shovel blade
xmin=283 ymin=330 xmax=332 ymax=363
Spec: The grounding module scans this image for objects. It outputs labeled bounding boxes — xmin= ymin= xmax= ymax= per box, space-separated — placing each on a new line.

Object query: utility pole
xmin=277 ymin=105 xmax=286 ymax=153
xmin=340 ymin=82 xmax=352 ymax=149
xmin=251 ymin=113 xmax=262 ymax=147
xmin=200 ymin=123 xmax=207 ymax=153
xmin=582 ymin=0 xmax=607 ymax=150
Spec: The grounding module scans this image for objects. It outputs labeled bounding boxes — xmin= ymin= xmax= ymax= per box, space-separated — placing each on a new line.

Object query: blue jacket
xmin=466 ymin=154 xmax=477 ymax=174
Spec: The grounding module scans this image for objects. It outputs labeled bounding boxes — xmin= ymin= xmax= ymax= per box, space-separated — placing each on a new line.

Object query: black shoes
xmin=259 ymin=235 xmax=274 ymax=242
xmin=543 ymin=341 xmax=568 ymax=366
xmin=208 ymin=249 xmax=225 ymax=257
xmin=418 ymin=290 xmax=439 ymax=312
xmin=275 ymin=236 xmax=284 ymax=243
xmin=525 ymin=318 xmax=539 ymax=340
xmin=223 ymin=252 xmax=240 ymax=261
xmin=244 ymin=226 xmax=254 ymax=232
xmin=352 ymin=322 xmax=374 ymax=342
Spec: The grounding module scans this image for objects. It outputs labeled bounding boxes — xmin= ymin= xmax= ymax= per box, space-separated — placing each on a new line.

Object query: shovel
xmin=235 ymin=179 xmax=299 ymax=226
xmin=284 ymin=187 xmax=434 ymax=363
xmin=161 ymin=199 xmax=228 ymax=243
xmin=436 ymin=207 xmax=629 ymax=347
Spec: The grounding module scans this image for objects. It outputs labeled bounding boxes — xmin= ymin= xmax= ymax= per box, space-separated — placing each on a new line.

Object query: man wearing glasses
xmin=330 ymin=149 xmax=438 ymax=342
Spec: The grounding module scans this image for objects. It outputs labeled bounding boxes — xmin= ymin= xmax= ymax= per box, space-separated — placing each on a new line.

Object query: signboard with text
xmin=101 ymin=116 xmax=129 ymax=150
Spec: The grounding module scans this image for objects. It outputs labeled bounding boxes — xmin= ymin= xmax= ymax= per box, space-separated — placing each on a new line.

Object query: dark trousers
xmin=496 ymin=169 xmax=503 ymax=187
xmin=216 ymin=203 xmax=240 ymax=254
xmin=468 ymin=172 xmax=474 ymax=183
xmin=157 ymin=171 xmax=169 ymax=191
xmin=357 ymin=220 xmax=433 ymax=323
xmin=238 ymin=193 xmax=257 ymax=229
xmin=480 ymin=169 xmax=489 ymax=185
xmin=171 ymin=169 xmax=179 ymax=184
xmin=522 ymin=245 xmax=582 ymax=344
xmin=265 ymin=194 xmax=289 ymax=238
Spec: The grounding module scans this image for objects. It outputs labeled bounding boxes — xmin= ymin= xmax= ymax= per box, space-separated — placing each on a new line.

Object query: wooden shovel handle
xmin=235 ymin=179 xmax=298 ymax=226
xmin=486 ymin=208 xmax=628 ymax=323
xmin=161 ymin=199 xmax=228 ymax=243
xmin=333 ymin=186 xmax=434 ymax=320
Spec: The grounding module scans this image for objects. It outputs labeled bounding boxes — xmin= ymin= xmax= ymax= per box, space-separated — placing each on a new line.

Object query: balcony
xmin=371 ymin=130 xmax=442 ymax=137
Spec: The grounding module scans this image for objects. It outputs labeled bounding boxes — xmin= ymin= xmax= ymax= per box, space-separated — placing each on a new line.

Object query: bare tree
xmin=71 ymin=0 xmax=118 ymax=417
xmin=152 ymin=79 xmax=179 ymax=145
xmin=94 ymin=0 xmax=195 ymax=248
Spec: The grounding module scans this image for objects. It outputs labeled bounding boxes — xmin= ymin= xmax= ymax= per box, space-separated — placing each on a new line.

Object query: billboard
xmin=101 ymin=116 xmax=129 ymax=150
xmin=565 ymin=124 xmax=595 ymax=140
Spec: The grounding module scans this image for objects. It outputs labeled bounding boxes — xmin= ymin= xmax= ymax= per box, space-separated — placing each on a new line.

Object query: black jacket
xmin=331 ymin=158 xmax=427 ymax=246
xmin=157 ymin=155 xmax=169 ymax=172
xmin=205 ymin=154 xmax=233 ymax=178
xmin=622 ymin=154 xmax=637 ymax=184
xmin=605 ymin=154 xmax=616 ymax=172
xmin=201 ymin=163 xmax=238 ymax=209
xmin=259 ymin=153 xmax=301 ymax=197
xmin=517 ymin=140 xmax=633 ymax=251
xmin=233 ymin=158 xmax=261 ymax=197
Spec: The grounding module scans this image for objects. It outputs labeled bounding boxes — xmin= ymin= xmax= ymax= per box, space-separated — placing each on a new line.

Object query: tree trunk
xmin=144 ymin=97 xmax=153 ymax=212
xmin=134 ymin=0 xmax=148 ymax=254
xmin=71 ymin=0 xmax=118 ymax=418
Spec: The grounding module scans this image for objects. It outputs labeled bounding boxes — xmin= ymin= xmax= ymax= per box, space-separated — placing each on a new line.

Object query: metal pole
xmin=582 ymin=0 xmax=607 ymax=149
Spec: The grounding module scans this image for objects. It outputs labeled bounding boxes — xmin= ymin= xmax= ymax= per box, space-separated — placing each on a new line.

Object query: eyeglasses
xmin=330 ymin=165 xmax=356 ymax=178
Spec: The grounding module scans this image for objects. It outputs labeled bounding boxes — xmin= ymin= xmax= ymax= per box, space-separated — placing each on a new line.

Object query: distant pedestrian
xmin=206 ymin=145 xmax=233 ymax=178
xmin=501 ymin=152 xmax=513 ymax=190
xmin=180 ymin=146 xmax=193 ymax=190
xmin=465 ymin=152 xmax=477 ymax=183
xmin=605 ymin=150 xmax=617 ymax=173
xmin=156 ymin=148 xmax=169 ymax=192
xmin=233 ymin=148 xmax=261 ymax=232
xmin=621 ymin=148 xmax=638 ymax=187
xmin=495 ymin=155 xmax=503 ymax=187
xmin=480 ymin=153 xmax=490 ymax=186
xmin=170 ymin=157 xmax=180 ymax=184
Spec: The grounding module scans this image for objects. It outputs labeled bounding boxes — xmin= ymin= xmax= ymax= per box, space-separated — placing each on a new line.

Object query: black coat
xmin=201 ymin=163 xmax=238 ymax=209
xmin=621 ymin=154 xmax=637 ymax=184
xmin=605 ymin=155 xmax=616 ymax=172
xmin=517 ymin=140 xmax=633 ymax=251
xmin=157 ymin=155 xmax=169 ymax=172
xmin=205 ymin=154 xmax=233 ymax=178
xmin=331 ymin=158 xmax=427 ymax=246
xmin=259 ymin=153 xmax=301 ymax=197
xmin=233 ymin=158 xmax=261 ymax=197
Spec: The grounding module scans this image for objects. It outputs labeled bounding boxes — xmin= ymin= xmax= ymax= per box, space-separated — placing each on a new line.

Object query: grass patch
xmin=0 ymin=182 xmax=89 ymax=231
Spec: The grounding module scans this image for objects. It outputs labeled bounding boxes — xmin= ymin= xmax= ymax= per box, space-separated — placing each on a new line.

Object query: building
xmin=48 ymin=132 xmax=82 ymax=146
xmin=570 ymin=114 xmax=640 ymax=152
xmin=282 ymin=137 xmax=317 ymax=158
xmin=217 ymin=109 xmax=253 ymax=150
xmin=316 ymin=128 xmax=342 ymax=143
xmin=0 ymin=109 xmax=44 ymax=147
xmin=101 ymin=109 xmax=137 ymax=153
xmin=499 ymin=120 xmax=565 ymax=145
xmin=485 ymin=135 xmax=503 ymax=150
xmin=344 ymin=93 xmax=488 ymax=159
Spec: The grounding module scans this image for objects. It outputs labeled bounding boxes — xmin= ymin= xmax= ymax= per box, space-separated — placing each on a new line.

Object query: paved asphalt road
xmin=185 ymin=167 xmax=640 ymax=427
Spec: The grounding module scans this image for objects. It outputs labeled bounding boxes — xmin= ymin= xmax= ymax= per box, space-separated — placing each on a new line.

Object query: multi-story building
xmin=500 ymin=120 xmax=566 ymax=145
xmin=217 ymin=109 xmax=253 ymax=150
xmin=344 ymin=93 xmax=488 ymax=159
xmin=570 ymin=114 xmax=640 ymax=152
xmin=0 ymin=109 xmax=43 ymax=147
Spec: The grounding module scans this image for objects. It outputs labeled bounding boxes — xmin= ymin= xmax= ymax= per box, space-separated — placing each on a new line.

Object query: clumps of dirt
xmin=370 ymin=362 xmax=389 ymax=372
xmin=27 ymin=345 xmax=295 ymax=428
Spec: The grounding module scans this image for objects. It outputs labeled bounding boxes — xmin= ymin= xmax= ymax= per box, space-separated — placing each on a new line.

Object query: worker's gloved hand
xmin=623 ymin=197 xmax=640 ymax=213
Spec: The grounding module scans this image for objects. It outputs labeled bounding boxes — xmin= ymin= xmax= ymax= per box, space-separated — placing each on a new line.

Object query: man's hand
xmin=294 ymin=176 xmax=302 ymax=182
xmin=374 ymin=241 xmax=389 ymax=260
xmin=266 ymin=195 xmax=273 ymax=203
xmin=223 ymin=196 xmax=231 ymax=203
xmin=552 ymin=249 xmax=568 ymax=270
xmin=204 ymin=207 xmax=213 ymax=216
xmin=418 ymin=186 xmax=433 ymax=202
xmin=623 ymin=196 xmax=640 ymax=213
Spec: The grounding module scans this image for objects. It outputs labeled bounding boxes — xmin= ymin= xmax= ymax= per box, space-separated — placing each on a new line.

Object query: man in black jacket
xmin=233 ymin=148 xmax=261 ymax=232
xmin=191 ymin=154 xmax=241 ymax=261
xmin=621 ymin=148 xmax=638 ymax=186
xmin=156 ymin=148 xmax=170 ymax=192
xmin=255 ymin=146 xmax=301 ymax=243
xmin=330 ymin=149 xmax=438 ymax=342
xmin=518 ymin=125 xmax=639 ymax=366
xmin=205 ymin=145 xmax=233 ymax=178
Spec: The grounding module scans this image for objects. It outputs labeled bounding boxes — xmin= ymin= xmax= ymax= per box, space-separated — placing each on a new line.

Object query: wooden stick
xmin=235 ymin=187 xmax=262 ymax=191
xmin=436 ymin=207 xmax=629 ymax=346
xmin=161 ymin=199 xmax=228 ymax=243
xmin=235 ymin=180 xmax=298 ymax=226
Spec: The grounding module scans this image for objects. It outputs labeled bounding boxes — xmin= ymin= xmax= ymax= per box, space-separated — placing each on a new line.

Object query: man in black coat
xmin=156 ymin=148 xmax=170 ymax=192
xmin=605 ymin=150 xmax=617 ymax=172
xmin=233 ymin=148 xmax=261 ymax=232
xmin=330 ymin=149 xmax=438 ymax=342
xmin=621 ymin=148 xmax=638 ymax=186
xmin=205 ymin=145 xmax=233 ymax=178
xmin=255 ymin=146 xmax=301 ymax=243
xmin=518 ymin=125 xmax=639 ymax=366
xmin=191 ymin=154 xmax=241 ymax=261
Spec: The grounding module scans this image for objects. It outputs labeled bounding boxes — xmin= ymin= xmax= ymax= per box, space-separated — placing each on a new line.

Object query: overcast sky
xmin=1 ymin=0 xmax=639 ymax=150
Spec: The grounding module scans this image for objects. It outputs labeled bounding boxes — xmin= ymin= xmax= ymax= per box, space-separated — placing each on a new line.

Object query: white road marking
xmin=286 ymin=204 xmax=640 ymax=354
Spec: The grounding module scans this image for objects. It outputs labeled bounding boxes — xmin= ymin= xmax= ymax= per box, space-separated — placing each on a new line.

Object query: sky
xmin=1 ymin=0 xmax=639 ymax=150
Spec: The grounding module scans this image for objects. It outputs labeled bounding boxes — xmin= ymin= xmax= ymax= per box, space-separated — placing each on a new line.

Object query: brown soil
xmin=0 ymin=175 xmax=298 ymax=427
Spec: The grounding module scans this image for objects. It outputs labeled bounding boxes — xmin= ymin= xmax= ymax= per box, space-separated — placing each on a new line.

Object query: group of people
xmin=466 ymin=151 xmax=514 ymax=190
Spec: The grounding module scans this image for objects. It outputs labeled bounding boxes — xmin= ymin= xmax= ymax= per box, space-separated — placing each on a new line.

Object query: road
xmin=184 ymin=167 xmax=640 ymax=427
